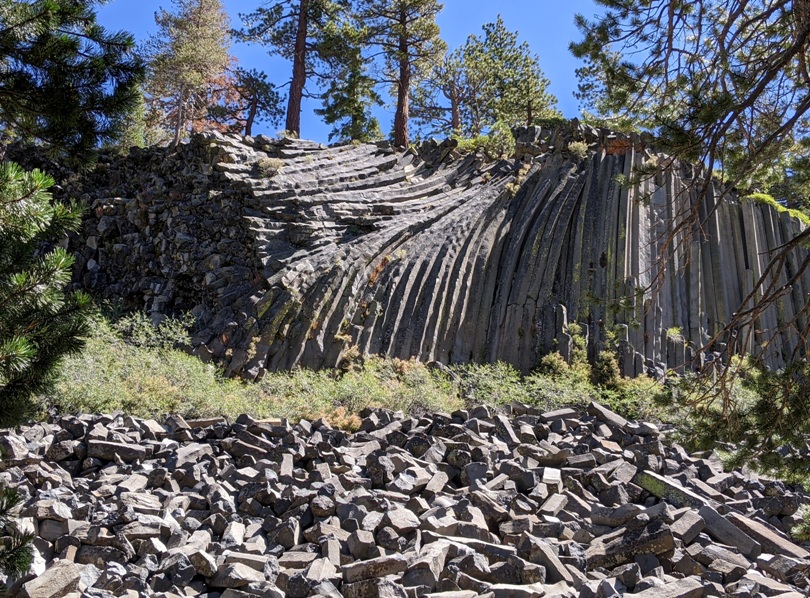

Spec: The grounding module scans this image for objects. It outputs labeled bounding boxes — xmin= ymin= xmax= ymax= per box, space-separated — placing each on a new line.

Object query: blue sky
xmin=97 ymin=0 xmax=603 ymax=142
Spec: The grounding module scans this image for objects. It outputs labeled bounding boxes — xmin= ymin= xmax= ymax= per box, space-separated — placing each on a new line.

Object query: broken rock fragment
xmin=3 ymin=401 xmax=809 ymax=597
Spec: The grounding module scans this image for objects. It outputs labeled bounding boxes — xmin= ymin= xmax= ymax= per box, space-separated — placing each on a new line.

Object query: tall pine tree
xmin=231 ymin=69 xmax=284 ymax=137
xmin=414 ymin=16 xmax=558 ymax=139
xmin=315 ymin=17 xmax=383 ymax=142
xmin=410 ymin=48 xmax=475 ymax=136
xmin=142 ymin=0 xmax=232 ymax=147
xmin=237 ymin=0 xmax=348 ymax=138
xmin=360 ymin=0 xmax=445 ymax=147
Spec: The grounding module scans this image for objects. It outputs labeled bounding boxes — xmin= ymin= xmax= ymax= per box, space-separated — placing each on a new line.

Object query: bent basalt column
xmin=69 ymin=124 xmax=810 ymax=378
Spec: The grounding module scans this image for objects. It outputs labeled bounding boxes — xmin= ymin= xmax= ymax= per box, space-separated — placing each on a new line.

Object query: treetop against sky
xmin=97 ymin=0 xmax=602 ymax=142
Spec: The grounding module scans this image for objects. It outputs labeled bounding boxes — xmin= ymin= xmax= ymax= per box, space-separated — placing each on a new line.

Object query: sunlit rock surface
xmin=68 ymin=124 xmax=810 ymax=378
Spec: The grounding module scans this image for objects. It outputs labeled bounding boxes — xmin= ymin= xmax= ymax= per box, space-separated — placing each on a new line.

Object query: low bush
xmin=454 ymin=122 xmax=516 ymax=160
xmin=567 ymin=140 xmax=590 ymax=160
xmin=256 ymin=157 xmax=284 ymax=178
xmin=43 ymin=310 xmax=677 ymax=431
xmin=46 ymin=316 xmax=268 ymax=420
xmin=43 ymin=313 xmax=462 ymax=426
xmin=451 ymin=361 xmax=530 ymax=408
xmin=792 ymin=507 xmax=810 ymax=542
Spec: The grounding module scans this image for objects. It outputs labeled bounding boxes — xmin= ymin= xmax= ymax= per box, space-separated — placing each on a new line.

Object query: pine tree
xmin=479 ymin=22 xmax=558 ymax=130
xmin=232 ymin=69 xmax=285 ymax=137
xmin=359 ymin=0 xmax=446 ymax=147
xmin=237 ymin=0 xmax=348 ymax=138
xmin=0 ymin=485 xmax=33 ymax=578
xmin=112 ymin=90 xmax=149 ymax=151
xmin=0 ymin=0 xmax=143 ymax=163
xmin=570 ymin=0 xmax=810 ymax=197
xmin=411 ymin=49 xmax=468 ymax=136
xmin=205 ymin=68 xmax=284 ymax=137
xmin=315 ymin=18 xmax=383 ymax=142
xmin=412 ymin=16 xmax=558 ymax=140
xmin=0 ymin=163 xmax=91 ymax=427
xmin=142 ymin=0 xmax=232 ymax=147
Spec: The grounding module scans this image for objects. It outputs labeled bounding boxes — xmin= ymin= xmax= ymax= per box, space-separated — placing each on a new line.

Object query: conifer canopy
xmin=0 ymin=0 xmax=143 ymax=163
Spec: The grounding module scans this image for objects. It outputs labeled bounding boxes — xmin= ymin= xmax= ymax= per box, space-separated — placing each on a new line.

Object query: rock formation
xmin=4 ymin=404 xmax=809 ymax=596
xmin=65 ymin=123 xmax=810 ymax=377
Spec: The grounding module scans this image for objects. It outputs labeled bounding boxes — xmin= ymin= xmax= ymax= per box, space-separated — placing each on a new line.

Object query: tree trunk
xmin=244 ymin=98 xmax=258 ymax=137
xmin=526 ymin=98 xmax=533 ymax=127
xmin=172 ymin=97 xmax=185 ymax=149
xmin=393 ymin=6 xmax=410 ymax=148
xmin=286 ymin=0 xmax=309 ymax=137
xmin=449 ymin=82 xmax=461 ymax=134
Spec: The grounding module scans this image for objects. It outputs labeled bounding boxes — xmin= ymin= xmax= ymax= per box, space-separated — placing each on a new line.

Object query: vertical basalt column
xmin=70 ymin=128 xmax=810 ymax=378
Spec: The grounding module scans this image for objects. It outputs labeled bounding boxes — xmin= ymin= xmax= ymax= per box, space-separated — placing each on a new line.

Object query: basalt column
xmin=70 ymin=125 xmax=810 ymax=378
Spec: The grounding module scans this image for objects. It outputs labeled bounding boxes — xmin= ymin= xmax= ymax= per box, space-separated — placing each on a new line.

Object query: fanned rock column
xmin=66 ymin=125 xmax=810 ymax=377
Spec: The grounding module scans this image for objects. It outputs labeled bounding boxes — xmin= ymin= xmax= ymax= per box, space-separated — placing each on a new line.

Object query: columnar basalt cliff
xmin=65 ymin=124 xmax=810 ymax=378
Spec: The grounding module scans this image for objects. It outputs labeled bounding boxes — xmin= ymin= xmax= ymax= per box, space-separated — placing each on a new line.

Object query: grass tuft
xmin=742 ymin=193 xmax=810 ymax=226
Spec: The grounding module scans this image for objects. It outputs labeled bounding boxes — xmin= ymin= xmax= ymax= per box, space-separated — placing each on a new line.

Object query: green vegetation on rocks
xmin=741 ymin=193 xmax=810 ymax=227
xmin=42 ymin=310 xmax=674 ymax=430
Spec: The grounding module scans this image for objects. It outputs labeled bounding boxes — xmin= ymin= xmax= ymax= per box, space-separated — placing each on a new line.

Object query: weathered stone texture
xmin=57 ymin=124 xmax=809 ymax=378
xmin=4 ymin=402 xmax=810 ymax=596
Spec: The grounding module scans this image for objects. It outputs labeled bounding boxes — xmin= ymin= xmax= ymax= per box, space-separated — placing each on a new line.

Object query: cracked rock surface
xmin=56 ymin=124 xmax=810 ymax=380
xmin=4 ymin=402 xmax=809 ymax=597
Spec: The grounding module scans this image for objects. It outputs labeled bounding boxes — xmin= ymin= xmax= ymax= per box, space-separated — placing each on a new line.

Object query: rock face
xmin=64 ymin=123 xmax=810 ymax=377
xmin=4 ymin=405 xmax=809 ymax=596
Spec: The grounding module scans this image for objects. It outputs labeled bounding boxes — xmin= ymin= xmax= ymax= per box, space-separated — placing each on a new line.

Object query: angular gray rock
xmin=19 ymin=560 xmax=81 ymax=598
xmin=4 ymin=402 xmax=810 ymax=597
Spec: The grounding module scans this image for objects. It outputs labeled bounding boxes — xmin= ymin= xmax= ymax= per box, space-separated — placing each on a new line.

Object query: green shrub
xmin=44 ymin=310 xmax=682 ymax=435
xmin=450 ymin=361 xmax=529 ymax=408
xmin=742 ymin=192 xmax=780 ymax=207
xmin=792 ymin=507 xmax=810 ymax=542
xmin=592 ymin=350 xmax=622 ymax=389
xmin=44 ymin=316 xmax=462 ymax=426
xmin=537 ymin=351 xmax=570 ymax=378
xmin=454 ymin=122 xmax=516 ymax=160
xmin=46 ymin=316 xmax=266 ymax=420
xmin=601 ymin=375 xmax=669 ymax=421
xmin=111 ymin=311 xmax=195 ymax=350
xmin=256 ymin=157 xmax=284 ymax=178
xmin=567 ymin=140 xmax=590 ymax=160
xmin=524 ymin=370 xmax=596 ymax=412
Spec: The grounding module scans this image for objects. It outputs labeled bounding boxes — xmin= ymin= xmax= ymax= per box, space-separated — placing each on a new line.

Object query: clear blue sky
xmin=97 ymin=0 xmax=603 ymax=142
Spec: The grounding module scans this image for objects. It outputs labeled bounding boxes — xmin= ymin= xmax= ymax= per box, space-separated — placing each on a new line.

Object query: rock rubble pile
xmin=3 ymin=403 xmax=809 ymax=597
